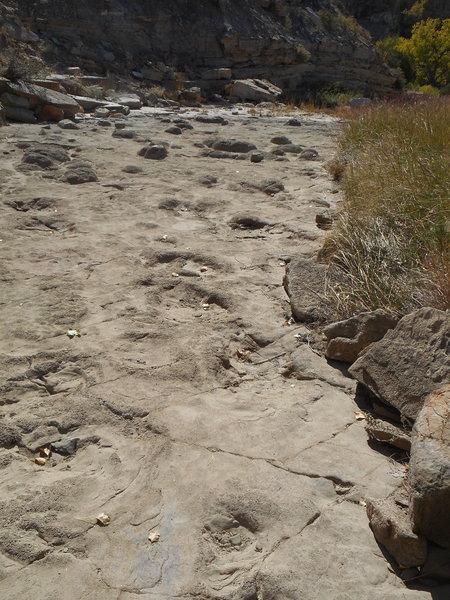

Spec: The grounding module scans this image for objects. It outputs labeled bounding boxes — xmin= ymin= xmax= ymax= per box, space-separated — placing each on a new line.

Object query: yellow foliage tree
xmin=396 ymin=18 xmax=450 ymax=87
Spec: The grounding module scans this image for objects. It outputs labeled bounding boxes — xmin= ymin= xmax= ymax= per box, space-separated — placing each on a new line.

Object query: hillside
xmin=3 ymin=0 xmax=398 ymax=95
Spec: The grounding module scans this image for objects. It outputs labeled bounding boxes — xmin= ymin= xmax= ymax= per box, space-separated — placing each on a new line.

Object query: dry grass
xmin=324 ymin=97 xmax=450 ymax=316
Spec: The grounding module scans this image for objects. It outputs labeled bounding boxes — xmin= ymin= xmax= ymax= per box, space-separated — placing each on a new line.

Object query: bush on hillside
xmin=396 ymin=18 xmax=450 ymax=88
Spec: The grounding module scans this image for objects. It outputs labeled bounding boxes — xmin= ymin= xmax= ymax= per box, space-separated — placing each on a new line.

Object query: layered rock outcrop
xmin=13 ymin=0 xmax=397 ymax=94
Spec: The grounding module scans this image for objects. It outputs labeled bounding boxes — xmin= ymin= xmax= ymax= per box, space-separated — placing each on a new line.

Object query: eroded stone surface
xmin=0 ymin=106 xmax=443 ymax=599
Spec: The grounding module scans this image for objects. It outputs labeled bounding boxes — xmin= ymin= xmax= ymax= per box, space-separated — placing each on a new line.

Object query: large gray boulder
xmin=410 ymin=384 xmax=450 ymax=548
xmin=324 ymin=310 xmax=398 ymax=363
xmin=0 ymin=78 xmax=82 ymax=113
xmin=349 ymin=308 xmax=450 ymax=422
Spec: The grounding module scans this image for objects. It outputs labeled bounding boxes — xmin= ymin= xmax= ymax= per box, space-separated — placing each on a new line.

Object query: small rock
xmin=165 ymin=126 xmax=182 ymax=135
xmin=229 ymin=214 xmax=270 ymax=229
xmin=112 ymin=129 xmax=136 ymax=139
xmin=148 ymin=531 xmax=160 ymax=543
xmin=114 ymin=121 xmax=126 ymax=130
xmin=286 ymin=118 xmax=302 ymax=126
xmin=277 ymin=144 xmax=303 ymax=154
xmin=173 ymin=119 xmax=193 ymax=130
xmin=229 ymin=534 xmax=242 ymax=546
xmin=95 ymin=107 xmax=110 ymax=118
xmin=199 ymin=175 xmax=218 ymax=186
xmin=58 ymin=119 xmax=80 ymax=130
xmin=97 ymin=513 xmax=111 ymax=526
xmin=62 ymin=163 xmax=98 ymax=184
xmin=250 ymin=151 xmax=264 ymax=163
xmin=138 ymin=145 xmax=168 ymax=160
xmin=300 ymin=149 xmax=319 ymax=160
xmin=271 ymin=135 xmax=291 ymax=145
xmin=97 ymin=119 xmax=112 ymax=127
xmin=315 ymin=211 xmax=335 ymax=229
xmin=205 ymin=138 xmax=256 ymax=153
xmin=51 ymin=438 xmax=79 ymax=456
xmin=195 ymin=115 xmax=228 ymax=124
xmin=122 ymin=165 xmax=143 ymax=173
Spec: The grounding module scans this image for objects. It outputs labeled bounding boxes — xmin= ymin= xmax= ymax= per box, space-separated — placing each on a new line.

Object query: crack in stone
xmin=142 ymin=428 xmax=355 ymax=489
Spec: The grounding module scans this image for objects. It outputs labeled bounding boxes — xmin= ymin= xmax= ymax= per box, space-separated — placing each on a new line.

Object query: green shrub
xmin=396 ymin=18 xmax=450 ymax=88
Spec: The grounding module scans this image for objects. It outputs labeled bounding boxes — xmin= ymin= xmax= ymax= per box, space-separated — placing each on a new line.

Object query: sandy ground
xmin=0 ymin=106 xmax=447 ymax=599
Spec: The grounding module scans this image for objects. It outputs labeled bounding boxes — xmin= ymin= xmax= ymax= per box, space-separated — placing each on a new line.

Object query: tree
xmin=396 ymin=19 xmax=450 ymax=88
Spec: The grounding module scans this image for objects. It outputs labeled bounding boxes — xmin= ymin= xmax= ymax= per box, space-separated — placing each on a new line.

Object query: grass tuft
xmin=324 ymin=97 xmax=450 ymax=316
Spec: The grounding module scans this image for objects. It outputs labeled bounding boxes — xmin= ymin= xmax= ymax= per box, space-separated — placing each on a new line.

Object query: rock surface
xmin=409 ymin=385 xmax=450 ymax=549
xmin=349 ymin=308 xmax=450 ymax=423
xmin=0 ymin=105 xmax=445 ymax=600
xmin=324 ymin=310 xmax=398 ymax=363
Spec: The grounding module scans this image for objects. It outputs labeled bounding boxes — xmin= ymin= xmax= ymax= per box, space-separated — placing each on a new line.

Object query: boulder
xmin=366 ymin=498 xmax=427 ymax=568
xmin=349 ymin=308 xmax=450 ymax=422
xmin=0 ymin=78 xmax=82 ymax=114
xmin=227 ymin=79 xmax=282 ymax=103
xmin=324 ymin=310 xmax=398 ymax=363
xmin=409 ymin=384 xmax=450 ymax=548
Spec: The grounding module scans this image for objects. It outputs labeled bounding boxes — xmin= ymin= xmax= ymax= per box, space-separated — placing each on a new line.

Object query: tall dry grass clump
xmin=324 ymin=98 xmax=449 ymax=316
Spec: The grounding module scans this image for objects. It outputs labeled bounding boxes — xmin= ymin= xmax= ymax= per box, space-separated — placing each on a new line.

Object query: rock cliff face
xmin=13 ymin=0 xmax=397 ymax=94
